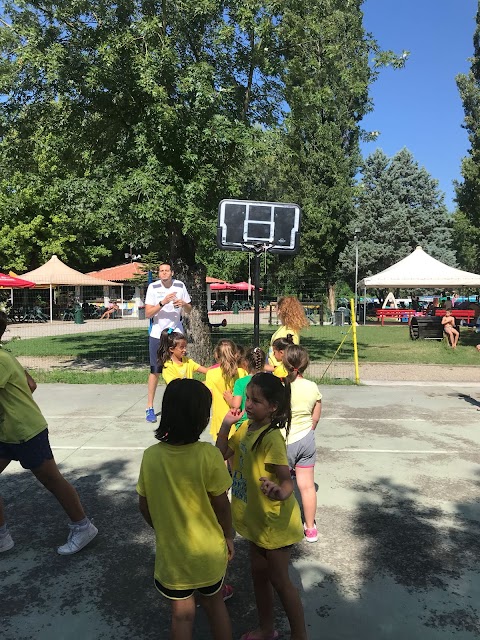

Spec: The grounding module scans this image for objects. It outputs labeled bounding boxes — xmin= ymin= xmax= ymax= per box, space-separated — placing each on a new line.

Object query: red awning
xmin=0 ymin=273 xmax=35 ymax=288
xmin=231 ymin=281 xmax=262 ymax=291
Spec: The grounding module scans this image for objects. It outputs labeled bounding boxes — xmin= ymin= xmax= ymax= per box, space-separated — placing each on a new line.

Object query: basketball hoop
xmin=217 ymin=199 xmax=302 ymax=346
xmin=217 ymin=199 xmax=301 ymax=255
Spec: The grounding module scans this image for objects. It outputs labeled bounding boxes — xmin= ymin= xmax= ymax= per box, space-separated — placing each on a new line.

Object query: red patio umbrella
xmin=231 ymin=281 xmax=262 ymax=291
xmin=209 ymin=282 xmax=236 ymax=291
xmin=0 ymin=273 xmax=35 ymax=288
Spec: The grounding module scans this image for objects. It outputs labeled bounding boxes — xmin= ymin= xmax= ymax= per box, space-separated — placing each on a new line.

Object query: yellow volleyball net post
xmin=350 ymin=297 xmax=360 ymax=384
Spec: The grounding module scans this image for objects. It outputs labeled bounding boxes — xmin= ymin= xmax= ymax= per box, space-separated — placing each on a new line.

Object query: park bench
xmin=410 ymin=315 xmax=444 ymax=340
xmin=433 ymin=308 xmax=475 ymax=324
xmin=208 ymin=318 xmax=227 ymax=332
xmin=375 ymin=308 xmax=418 ymax=326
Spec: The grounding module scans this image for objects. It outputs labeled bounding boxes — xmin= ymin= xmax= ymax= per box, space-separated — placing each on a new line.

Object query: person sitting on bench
xmin=442 ymin=309 xmax=459 ymax=348
xmin=100 ymin=300 xmax=119 ymax=320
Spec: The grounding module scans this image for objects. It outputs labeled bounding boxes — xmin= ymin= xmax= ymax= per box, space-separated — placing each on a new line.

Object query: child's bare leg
xmin=267 ymin=547 xmax=307 ymax=640
xmin=295 ymin=467 xmax=317 ymax=529
xmin=170 ymin=596 xmax=195 ymax=640
xmin=31 ymin=459 xmax=85 ymax=522
xmin=453 ymin=328 xmax=459 ymax=347
xmin=197 ymin=589 xmax=232 ymax=640
xmin=249 ymin=542 xmax=275 ymax=638
xmin=0 ymin=459 xmax=12 ymax=527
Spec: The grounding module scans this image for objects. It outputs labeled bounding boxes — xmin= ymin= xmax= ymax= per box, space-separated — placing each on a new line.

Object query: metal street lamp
xmin=354 ymin=228 xmax=361 ymax=324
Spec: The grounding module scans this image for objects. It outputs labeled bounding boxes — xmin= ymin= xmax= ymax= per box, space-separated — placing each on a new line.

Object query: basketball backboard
xmin=217 ymin=199 xmax=301 ymax=255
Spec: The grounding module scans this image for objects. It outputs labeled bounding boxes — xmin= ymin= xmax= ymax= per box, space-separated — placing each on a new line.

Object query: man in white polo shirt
xmin=144 ymin=263 xmax=192 ymax=422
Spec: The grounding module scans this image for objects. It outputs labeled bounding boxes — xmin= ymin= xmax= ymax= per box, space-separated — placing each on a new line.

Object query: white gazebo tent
xmin=21 ymin=255 xmax=118 ymax=322
xmin=357 ymin=246 xmax=480 ymax=322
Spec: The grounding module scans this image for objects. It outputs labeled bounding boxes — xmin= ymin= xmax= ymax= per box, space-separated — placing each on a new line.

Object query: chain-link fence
xmin=1 ymin=276 xmax=357 ymax=382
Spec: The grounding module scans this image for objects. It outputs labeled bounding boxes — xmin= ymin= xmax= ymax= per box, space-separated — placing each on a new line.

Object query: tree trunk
xmin=168 ymin=224 xmax=212 ymax=362
xmin=327 ymin=283 xmax=336 ymax=313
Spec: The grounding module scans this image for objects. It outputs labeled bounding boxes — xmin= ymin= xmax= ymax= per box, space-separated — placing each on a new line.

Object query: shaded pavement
xmin=1 ymin=383 xmax=480 ymax=639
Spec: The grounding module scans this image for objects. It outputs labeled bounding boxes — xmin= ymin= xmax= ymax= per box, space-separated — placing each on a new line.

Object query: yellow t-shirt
xmin=268 ymin=326 xmax=300 ymax=367
xmin=0 ymin=348 xmax=47 ymax=444
xmin=284 ymin=377 xmax=322 ymax=445
xmin=136 ymin=441 xmax=232 ymax=590
xmin=205 ymin=366 xmax=247 ymax=439
xmin=228 ymin=422 xmax=303 ymax=549
xmin=273 ymin=364 xmax=288 ymax=379
xmin=162 ymin=357 xmax=201 ymax=385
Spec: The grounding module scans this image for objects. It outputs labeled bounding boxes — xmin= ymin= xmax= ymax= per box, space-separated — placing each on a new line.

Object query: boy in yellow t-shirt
xmin=137 ymin=379 xmax=234 ymax=640
xmin=0 ymin=312 xmax=97 ymax=556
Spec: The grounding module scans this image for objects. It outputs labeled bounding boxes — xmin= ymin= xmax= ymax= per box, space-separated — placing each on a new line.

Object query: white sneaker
xmin=57 ymin=520 xmax=98 ymax=555
xmin=0 ymin=531 xmax=14 ymax=553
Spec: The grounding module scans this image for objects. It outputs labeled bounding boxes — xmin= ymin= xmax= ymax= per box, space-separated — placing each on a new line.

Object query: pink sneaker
xmin=222 ymin=583 xmax=234 ymax=601
xmin=303 ymin=521 xmax=318 ymax=543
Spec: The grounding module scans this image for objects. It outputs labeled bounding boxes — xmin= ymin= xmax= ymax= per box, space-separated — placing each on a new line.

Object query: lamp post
xmin=354 ymin=228 xmax=361 ymax=324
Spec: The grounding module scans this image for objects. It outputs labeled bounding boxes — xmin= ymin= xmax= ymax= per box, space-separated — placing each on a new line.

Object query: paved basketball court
xmin=2 ymin=383 xmax=480 ymax=639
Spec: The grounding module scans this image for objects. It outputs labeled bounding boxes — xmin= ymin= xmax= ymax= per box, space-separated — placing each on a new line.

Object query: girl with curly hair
xmin=268 ymin=296 xmax=308 ymax=368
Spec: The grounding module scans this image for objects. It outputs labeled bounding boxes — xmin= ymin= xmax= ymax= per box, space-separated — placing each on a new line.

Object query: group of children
xmin=138 ymin=319 xmax=321 ymax=639
xmin=0 ymin=292 xmax=319 ymax=639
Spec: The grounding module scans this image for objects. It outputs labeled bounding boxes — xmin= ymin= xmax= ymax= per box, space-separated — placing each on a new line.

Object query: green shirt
xmin=233 ymin=374 xmax=252 ymax=427
xmin=0 ymin=348 xmax=47 ymax=444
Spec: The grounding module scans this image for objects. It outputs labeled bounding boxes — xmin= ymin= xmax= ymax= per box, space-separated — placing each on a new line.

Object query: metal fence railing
xmin=1 ymin=279 xmax=357 ymax=382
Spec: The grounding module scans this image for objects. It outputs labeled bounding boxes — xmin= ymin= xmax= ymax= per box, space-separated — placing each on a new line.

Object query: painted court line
xmin=52 ymin=445 xmax=146 ymax=451
xmin=324 ymin=417 xmax=427 ymax=422
xmin=332 ymin=448 xmax=458 ymax=454
xmin=50 ymin=445 xmax=459 ymax=454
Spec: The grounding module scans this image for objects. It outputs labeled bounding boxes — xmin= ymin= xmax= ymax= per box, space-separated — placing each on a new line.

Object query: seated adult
xmin=441 ymin=309 xmax=459 ymax=348
xmin=100 ymin=300 xmax=119 ymax=320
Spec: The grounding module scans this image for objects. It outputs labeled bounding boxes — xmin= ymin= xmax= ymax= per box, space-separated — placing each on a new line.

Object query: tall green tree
xmin=264 ymin=0 xmax=406 ymax=307
xmin=0 ymin=0 xmax=406 ymax=309
xmin=0 ymin=1 xmax=282 ymax=281
xmin=339 ymin=148 xmax=456 ymax=289
xmin=455 ymin=0 xmax=480 ymax=271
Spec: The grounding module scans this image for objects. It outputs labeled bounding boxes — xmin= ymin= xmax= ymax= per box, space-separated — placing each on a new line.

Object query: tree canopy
xmin=339 ymin=148 xmax=456 ymax=287
xmin=454 ymin=0 xmax=480 ymax=272
xmin=0 ymin=0 xmax=406 ymax=297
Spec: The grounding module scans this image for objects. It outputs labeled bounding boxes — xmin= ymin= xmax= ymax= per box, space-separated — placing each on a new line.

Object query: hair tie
xmin=293 ymin=368 xmax=299 ymax=373
xmin=167 ymin=328 xmax=174 ymax=334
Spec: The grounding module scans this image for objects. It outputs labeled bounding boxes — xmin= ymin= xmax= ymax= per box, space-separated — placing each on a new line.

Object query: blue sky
xmin=361 ymin=0 xmax=477 ymax=211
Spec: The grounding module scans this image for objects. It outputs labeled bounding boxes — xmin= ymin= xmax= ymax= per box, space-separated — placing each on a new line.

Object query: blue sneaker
xmin=145 ymin=407 xmax=157 ymax=423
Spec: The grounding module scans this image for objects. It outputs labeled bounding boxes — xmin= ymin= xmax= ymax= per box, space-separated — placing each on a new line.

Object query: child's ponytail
xmin=283 ymin=345 xmax=309 ymax=384
xmin=249 ymin=373 xmax=291 ymax=451
xmin=214 ymin=339 xmax=238 ymax=384
xmin=244 ymin=346 xmax=266 ymax=374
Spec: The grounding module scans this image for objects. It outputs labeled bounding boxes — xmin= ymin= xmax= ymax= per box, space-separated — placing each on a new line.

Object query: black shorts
xmin=149 ymin=336 xmax=162 ymax=374
xmin=154 ymin=577 xmax=224 ymax=600
xmin=0 ymin=428 xmax=53 ymax=470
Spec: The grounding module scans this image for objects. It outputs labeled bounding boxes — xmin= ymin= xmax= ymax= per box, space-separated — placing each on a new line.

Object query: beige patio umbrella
xmin=21 ymin=255 xmax=118 ymax=322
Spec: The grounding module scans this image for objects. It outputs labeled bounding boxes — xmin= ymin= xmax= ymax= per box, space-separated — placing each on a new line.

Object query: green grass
xmin=31 ymin=369 xmax=149 ymax=384
xmin=4 ymin=323 xmax=480 ymax=380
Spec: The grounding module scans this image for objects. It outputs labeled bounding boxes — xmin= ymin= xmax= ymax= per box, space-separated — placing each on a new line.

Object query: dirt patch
xmin=17 ymin=356 xmax=480 ymax=382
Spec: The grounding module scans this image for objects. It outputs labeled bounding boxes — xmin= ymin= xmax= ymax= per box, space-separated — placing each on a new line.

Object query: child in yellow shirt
xmin=157 ymin=328 xmax=209 ymax=385
xmin=216 ymin=373 xmax=306 ymax=640
xmin=137 ymin=379 xmax=234 ymax=639
xmin=271 ymin=335 xmax=294 ymax=379
xmin=205 ymin=340 xmax=246 ymax=439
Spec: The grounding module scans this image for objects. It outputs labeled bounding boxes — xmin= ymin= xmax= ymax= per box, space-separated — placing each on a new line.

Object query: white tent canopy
xmin=21 ymin=255 xmax=119 ymax=322
xmin=358 ymin=247 xmax=480 ymax=288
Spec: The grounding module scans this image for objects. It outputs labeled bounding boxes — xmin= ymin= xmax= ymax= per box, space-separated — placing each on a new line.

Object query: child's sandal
xmin=240 ymin=631 xmax=279 ymax=640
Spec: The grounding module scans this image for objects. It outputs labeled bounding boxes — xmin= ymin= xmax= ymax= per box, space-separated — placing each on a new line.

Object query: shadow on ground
xmin=1 ymin=462 xmax=479 ymax=639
